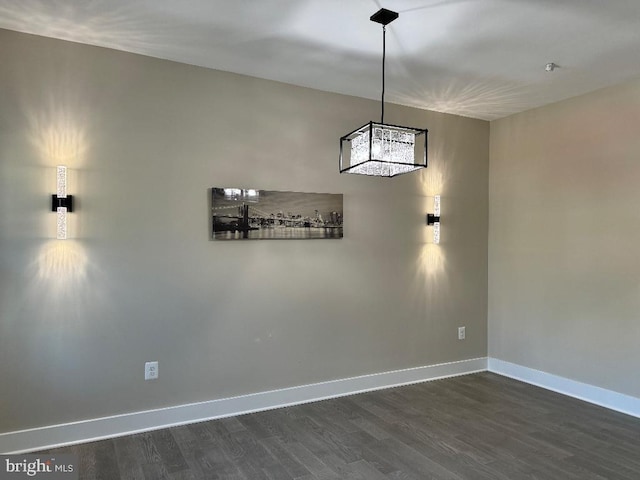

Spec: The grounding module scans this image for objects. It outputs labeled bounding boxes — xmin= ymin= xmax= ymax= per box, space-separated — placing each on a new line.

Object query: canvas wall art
xmin=211 ymin=188 xmax=343 ymax=240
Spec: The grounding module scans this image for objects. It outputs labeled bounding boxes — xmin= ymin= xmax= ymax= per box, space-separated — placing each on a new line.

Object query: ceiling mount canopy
xmin=369 ymin=8 xmax=399 ymax=25
xmin=340 ymin=8 xmax=427 ymax=178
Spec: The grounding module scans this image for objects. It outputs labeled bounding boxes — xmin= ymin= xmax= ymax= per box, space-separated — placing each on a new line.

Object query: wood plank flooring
xmin=39 ymin=372 xmax=640 ymax=479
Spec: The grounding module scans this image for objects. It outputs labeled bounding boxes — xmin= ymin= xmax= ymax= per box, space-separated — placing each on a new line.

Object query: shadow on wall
xmin=27 ymin=100 xmax=90 ymax=169
xmin=23 ymin=102 xmax=102 ymax=326
xmin=408 ymin=109 xmax=480 ymax=311
xmin=26 ymin=240 xmax=97 ymax=330
xmin=0 ymin=0 xmax=178 ymax=57
xmin=19 ymin=89 xmax=103 ymax=329
xmin=395 ymin=75 xmax=533 ymax=121
xmin=412 ymin=128 xmax=449 ymax=313
xmin=34 ymin=240 xmax=87 ymax=284
xmin=416 ymin=110 xmax=450 ymax=282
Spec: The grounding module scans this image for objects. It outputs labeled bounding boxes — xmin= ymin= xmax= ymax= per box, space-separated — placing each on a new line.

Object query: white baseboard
xmin=488 ymin=358 xmax=640 ymax=419
xmin=0 ymin=357 xmax=487 ymax=454
xmin=4 ymin=357 xmax=637 ymax=454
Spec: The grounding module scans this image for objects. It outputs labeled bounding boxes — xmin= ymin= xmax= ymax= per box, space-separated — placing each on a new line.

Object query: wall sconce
xmin=426 ymin=194 xmax=440 ymax=244
xmin=51 ymin=165 xmax=73 ymax=239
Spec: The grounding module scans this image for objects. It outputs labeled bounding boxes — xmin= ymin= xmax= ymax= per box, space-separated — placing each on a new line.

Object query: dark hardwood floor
xmin=40 ymin=372 xmax=640 ymax=479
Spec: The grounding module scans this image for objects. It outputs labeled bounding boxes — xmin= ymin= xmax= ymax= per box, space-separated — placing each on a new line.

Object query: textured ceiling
xmin=1 ymin=0 xmax=640 ymax=120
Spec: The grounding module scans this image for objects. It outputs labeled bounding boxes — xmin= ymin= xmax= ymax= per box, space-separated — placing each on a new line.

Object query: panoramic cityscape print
xmin=211 ymin=188 xmax=344 ymax=240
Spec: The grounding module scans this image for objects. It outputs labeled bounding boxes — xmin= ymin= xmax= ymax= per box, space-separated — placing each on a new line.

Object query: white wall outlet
xmin=458 ymin=327 xmax=466 ymax=340
xmin=144 ymin=361 xmax=158 ymax=380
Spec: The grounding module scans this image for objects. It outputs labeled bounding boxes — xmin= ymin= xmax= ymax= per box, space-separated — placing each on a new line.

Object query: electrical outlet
xmin=145 ymin=361 xmax=158 ymax=380
xmin=458 ymin=327 xmax=466 ymax=340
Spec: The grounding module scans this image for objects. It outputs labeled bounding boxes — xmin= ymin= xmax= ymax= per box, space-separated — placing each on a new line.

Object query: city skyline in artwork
xmin=211 ymin=188 xmax=343 ymax=240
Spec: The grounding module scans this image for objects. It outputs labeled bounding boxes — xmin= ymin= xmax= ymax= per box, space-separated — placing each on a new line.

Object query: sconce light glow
xmin=427 ymin=194 xmax=441 ymax=244
xmin=52 ymin=165 xmax=73 ymax=240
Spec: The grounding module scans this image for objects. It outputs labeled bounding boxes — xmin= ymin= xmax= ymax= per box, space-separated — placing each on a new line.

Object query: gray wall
xmin=0 ymin=29 xmax=489 ymax=434
xmin=489 ymin=78 xmax=640 ymax=398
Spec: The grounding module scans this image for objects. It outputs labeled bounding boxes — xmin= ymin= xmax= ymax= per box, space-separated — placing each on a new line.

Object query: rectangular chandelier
xmin=338 ymin=9 xmax=428 ymax=178
xmin=340 ymin=121 xmax=427 ymax=177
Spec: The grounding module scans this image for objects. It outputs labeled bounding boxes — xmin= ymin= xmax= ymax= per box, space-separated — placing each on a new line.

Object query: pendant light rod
xmin=370 ymin=8 xmax=399 ymax=124
xmin=381 ymin=25 xmax=386 ymax=124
